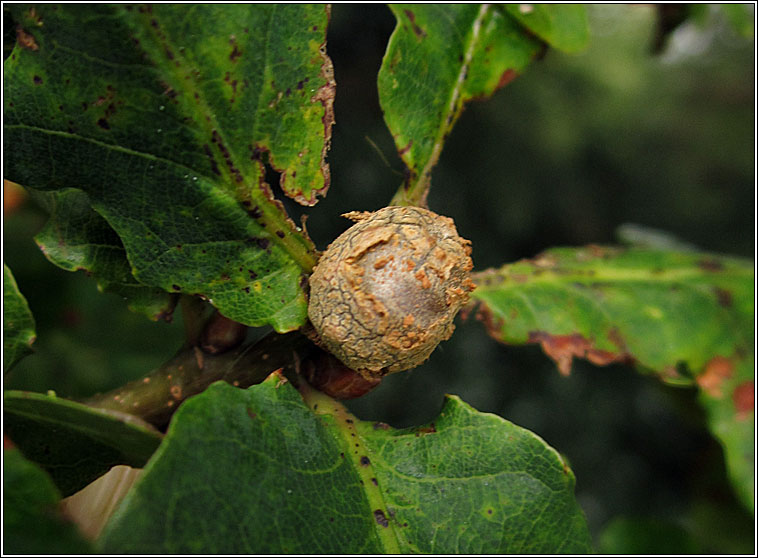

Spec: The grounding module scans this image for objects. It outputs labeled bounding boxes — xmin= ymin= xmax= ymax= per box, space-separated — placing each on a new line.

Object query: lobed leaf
xmin=379 ymin=4 xmax=543 ymax=205
xmin=4 ymin=4 xmax=334 ymax=331
xmin=3 ymin=263 xmax=36 ymax=371
xmin=32 ymin=189 xmax=177 ymax=321
xmin=3 ymin=447 xmax=92 ymax=554
xmin=471 ymin=245 xmax=754 ymax=510
xmin=99 ymin=376 xmax=591 ymax=554
xmin=4 ymin=390 xmax=163 ymax=497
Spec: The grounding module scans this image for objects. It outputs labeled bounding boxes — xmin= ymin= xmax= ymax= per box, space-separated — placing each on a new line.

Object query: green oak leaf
xmin=3 ymin=263 xmax=36 ymax=371
xmin=379 ymin=4 xmax=543 ymax=205
xmin=32 ymin=188 xmax=177 ymax=321
xmin=502 ymin=4 xmax=589 ymax=53
xmin=3 ymin=448 xmax=92 ymax=554
xmin=471 ymin=245 xmax=754 ymax=510
xmin=4 ymin=390 xmax=163 ymax=497
xmin=4 ymin=4 xmax=334 ymax=331
xmin=99 ymin=377 xmax=591 ymax=554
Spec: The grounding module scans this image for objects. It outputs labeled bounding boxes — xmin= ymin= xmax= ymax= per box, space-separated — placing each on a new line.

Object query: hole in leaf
xmin=256 ymin=148 xmax=309 ymax=228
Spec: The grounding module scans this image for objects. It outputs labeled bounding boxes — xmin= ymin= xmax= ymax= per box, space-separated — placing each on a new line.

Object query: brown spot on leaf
xmin=96 ymin=118 xmax=110 ymax=130
xmin=733 ymin=381 xmax=754 ymax=419
xmin=15 ymin=25 xmax=39 ymax=51
xmin=360 ymin=456 xmax=371 ymax=466
xmin=475 ymin=303 xmax=505 ymax=340
xmin=398 ymin=140 xmax=413 ymax=156
xmin=245 ymin=204 xmax=263 ymax=219
xmin=497 ymin=69 xmax=519 ymax=89
xmin=203 ymin=144 xmax=221 ymax=176
xmin=696 ymin=356 xmax=734 ymax=397
xmin=713 ymin=287 xmax=732 ymax=307
xmin=415 ymin=423 xmax=436 ymax=435
xmin=404 ymin=9 xmax=426 ymax=38
xmin=229 ymin=43 xmax=242 ymax=63
xmin=528 ymin=331 xmax=628 ymax=376
xmin=374 ymin=509 xmax=389 ymax=528
xmin=698 ymin=258 xmax=724 ymax=272
xmin=211 ymin=130 xmax=243 ymax=182
xmin=33 ymin=75 xmax=43 ymax=85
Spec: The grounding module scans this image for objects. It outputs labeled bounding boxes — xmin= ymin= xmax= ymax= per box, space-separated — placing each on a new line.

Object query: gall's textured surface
xmin=307 ymin=206 xmax=475 ymax=378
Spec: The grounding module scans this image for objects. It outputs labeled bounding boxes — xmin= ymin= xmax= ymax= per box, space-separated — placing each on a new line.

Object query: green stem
xmin=389 ymin=176 xmax=428 ymax=208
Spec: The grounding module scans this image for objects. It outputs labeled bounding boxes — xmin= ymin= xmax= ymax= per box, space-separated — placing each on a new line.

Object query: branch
xmin=83 ymin=330 xmax=315 ymax=430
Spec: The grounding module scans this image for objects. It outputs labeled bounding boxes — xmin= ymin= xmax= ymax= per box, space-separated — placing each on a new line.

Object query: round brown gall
xmin=307 ymin=206 xmax=475 ymax=379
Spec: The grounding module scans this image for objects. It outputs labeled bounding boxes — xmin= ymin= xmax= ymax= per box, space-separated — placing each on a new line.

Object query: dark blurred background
xmin=4 ymin=4 xmax=755 ymax=552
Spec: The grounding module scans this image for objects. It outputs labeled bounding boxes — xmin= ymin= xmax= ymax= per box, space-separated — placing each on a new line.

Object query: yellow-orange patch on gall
xmin=696 ymin=356 xmax=734 ymax=397
xmin=415 ymin=269 xmax=431 ymax=289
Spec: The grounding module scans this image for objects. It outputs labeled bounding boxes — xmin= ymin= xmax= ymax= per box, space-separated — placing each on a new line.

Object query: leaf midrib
xmin=406 ymin=4 xmax=490 ymax=199
xmin=473 ymin=263 xmax=754 ymax=293
xmin=302 ymin=387 xmax=404 ymax=554
xmin=120 ymin=6 xmax=316 ymax=271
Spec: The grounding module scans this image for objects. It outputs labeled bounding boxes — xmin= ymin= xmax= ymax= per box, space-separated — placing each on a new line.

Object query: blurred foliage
xmin=4 ymin=201 xmax=184 ymax=398
xmin=597 ymin=516 xmax=701 ymax=554
xmin=3 ymin=3 xmax=754 ymax=553
xmin=3 ymin=448 xmax=92 ymax=554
